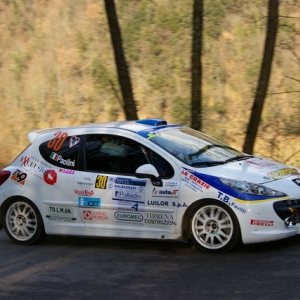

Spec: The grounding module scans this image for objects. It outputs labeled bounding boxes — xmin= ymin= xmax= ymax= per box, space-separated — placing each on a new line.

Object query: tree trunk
xmin=243 ymin=0 xmax=279 ymax=154
xmin=191 ymin=0 xmax=203 ymax=130
xmin=104 ymin=0 xmax=138 ymax=120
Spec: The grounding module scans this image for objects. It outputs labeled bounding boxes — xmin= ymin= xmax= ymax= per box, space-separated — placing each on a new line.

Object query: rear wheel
xmin=190 ymin=200 xmax=240 ymax=253
xmin=3 ymin=198 xmax=45 ymax=245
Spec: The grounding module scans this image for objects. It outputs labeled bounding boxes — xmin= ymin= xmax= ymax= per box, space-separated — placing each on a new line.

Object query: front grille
xmin=284 ymin=199 xmax=300 ymax=206
xmin=273 ymin=199 xmax=300 ymax=224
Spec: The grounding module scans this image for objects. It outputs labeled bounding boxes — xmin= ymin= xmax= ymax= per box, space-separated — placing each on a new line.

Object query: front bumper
xmin=238 ymin=198 xmax=300 ymax=245
xmin=274 ymin=199 xmax=300 ymax=227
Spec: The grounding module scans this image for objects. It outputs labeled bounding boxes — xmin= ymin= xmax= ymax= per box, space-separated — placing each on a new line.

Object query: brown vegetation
xmin=0 ymin=0 xmax=300 ymax=168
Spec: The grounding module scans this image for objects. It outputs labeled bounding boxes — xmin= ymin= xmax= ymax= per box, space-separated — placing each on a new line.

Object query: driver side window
xmin=84 ymin=134 xmax=173 ymax=177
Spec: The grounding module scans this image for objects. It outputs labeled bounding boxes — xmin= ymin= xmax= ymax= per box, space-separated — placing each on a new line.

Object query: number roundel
xmin=47 ymin=131 xmax=68 ymax=151
xmin=95 ymin=175 xmax=108 ymax=189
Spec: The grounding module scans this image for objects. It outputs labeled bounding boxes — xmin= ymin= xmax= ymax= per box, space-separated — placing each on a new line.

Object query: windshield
xmin=147 ymin=127 xmax=245 ymax=166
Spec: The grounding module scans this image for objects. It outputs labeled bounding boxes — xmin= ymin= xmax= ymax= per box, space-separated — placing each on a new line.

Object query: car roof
xmin=27 ymin=119 xmax=179 ymax=143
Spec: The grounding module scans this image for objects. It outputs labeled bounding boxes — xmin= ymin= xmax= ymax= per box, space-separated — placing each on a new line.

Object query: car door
xmin=74 ymin=133 xmax=181 ymax=236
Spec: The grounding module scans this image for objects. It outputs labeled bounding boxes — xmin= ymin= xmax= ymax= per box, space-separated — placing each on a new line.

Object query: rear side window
xmin=39 ymin=131 xmax=80 ymax=170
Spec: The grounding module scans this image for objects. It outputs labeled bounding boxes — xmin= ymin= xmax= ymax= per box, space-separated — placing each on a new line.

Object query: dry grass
xmin=0 ymin=1 xmax=299 ymax=167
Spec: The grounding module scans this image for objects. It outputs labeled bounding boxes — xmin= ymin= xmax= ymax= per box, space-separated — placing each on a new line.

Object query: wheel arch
xmin=0 ymin=196 xmax=43 ymax=229
xmin=181 ymin=198 xmax=242 ymax=242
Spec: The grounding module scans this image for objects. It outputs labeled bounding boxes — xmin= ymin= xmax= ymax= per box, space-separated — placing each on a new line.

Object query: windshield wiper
xmin=224 ymin=155 xmax=255 ymax=163
xmin=191 ymin=155 xmax=255 ymax=167
xmin=191 ymin=161 xmax=226 ymax=166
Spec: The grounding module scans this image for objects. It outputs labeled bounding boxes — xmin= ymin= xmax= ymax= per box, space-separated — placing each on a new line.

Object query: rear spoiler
xmin=28 ymin=128 xmax=61 ymax=144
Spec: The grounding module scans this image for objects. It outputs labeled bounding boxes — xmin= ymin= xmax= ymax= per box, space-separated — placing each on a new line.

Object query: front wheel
xmin=190 ymin=200 xmax=241 ymax=253
xmin=3 ymin=198 xmax=45 ymax=245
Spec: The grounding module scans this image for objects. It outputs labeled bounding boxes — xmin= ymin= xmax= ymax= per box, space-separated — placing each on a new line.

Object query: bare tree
xmin=104 ymin=0 xmax=138 ymax=120
xmin=243 ymin=0 xmax=279 ymax=154
xmin=191 ymin=0 xmax=203 ymax=130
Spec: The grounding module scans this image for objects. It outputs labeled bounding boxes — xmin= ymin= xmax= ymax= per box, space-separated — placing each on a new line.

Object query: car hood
xmin=198 ymin=156 xmax=300 ymax=184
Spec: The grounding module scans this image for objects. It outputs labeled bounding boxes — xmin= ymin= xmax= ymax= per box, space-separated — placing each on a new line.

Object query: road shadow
xmin=37 ymin=232 xmax=300 ymax=255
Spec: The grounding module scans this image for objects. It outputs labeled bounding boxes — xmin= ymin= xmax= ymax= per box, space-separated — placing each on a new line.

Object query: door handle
xmin=77 ymin=179 xmax=93 ymax=185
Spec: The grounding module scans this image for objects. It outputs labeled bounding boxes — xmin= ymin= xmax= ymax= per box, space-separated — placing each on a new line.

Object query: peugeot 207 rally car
xmin=0 ymin=118 xmax=300 ymax=253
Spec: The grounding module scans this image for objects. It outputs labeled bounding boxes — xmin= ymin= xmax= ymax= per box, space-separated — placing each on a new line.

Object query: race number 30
xmin=95 ymin=175 xmax=108 ymax=189
xmin=47 ymin=131 xmax=68 ymax=151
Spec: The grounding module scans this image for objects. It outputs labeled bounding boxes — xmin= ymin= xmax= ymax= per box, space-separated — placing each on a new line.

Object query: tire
xmin=190 ymin=200 xmax=241 ymax=253
xmin=3 ymin=198 xmax=46 ymax=245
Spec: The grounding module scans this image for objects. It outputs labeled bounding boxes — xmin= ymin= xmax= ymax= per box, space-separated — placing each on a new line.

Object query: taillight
xmin=0 ymin=171 xmax=11 ymax=185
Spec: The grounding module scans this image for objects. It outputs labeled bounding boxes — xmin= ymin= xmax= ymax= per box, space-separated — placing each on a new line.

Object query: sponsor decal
xmin=43 ymin=169 xmax=57 ymax=185
xmin=50 ymin=152 xmax=59 ymax=161
xmin=74 ymin=189 xmax=95 ymax=196
xmin=112 ymin=190 xmax=145 ymax=212
xmin=245 ymin=160 xmax=280 ymax=170
xmin=95 ymin=175 xmax=108 ymax=189
xmin=147 ymin=200 xmax=169 ymax=206
xmin=20 ymin=156 xmax=42 ymax=169
xmin=109 ymin=177 xmax=146 ymax=210
xmin=46 ymin=206 xmax=76 ymax=222
xmin=21 ymin=156 xmax=31 ymax=167
xmin=165 ymin=181 xmax=178 ymax=187
xmin=112 ymin=203 xmax=141 ymax=212
xmin=50 ymin=152 xmax=75 ymax=167
xmin=59 ymin=169 xmax=75 ymax=175
xmin=114 ymin=190 xmax=143 ymax=201
xmin=47 ymin=131 xmax=68 ymax=151
xmin=11 ymin=169 xmax=27 ymax=186
xmin=131 ymin=203 xmax=139 ymax=211
xmin=268 ymin=168 xmax=299 ymax=179
xmin=83 ymin=210 xmax=108 ymax=221
xmin=245 ymin=160 xmax=260 ymax=166
xmin=20 ymin=156 xmax=53 ymax=181
xmin=69 ymin=136 xmax=80 ymax=148
xmin=107 ymin=177 xmax=146 ymax=191
xmin=115 ymin=177 xmax=145 ymax=186
xmin=181 ymin=169 xmax=210 ymax=192
xmin=144 ymin=213 xmax=176 ymax=225
xmin=292 ymin=178 xmax=300 ymax=187
xmin=250 ymin=219 xmax=274 ymax=226
xmin=152 ymin=188 xmax=179 ymax=198
xmin=172 ymin=202 xmax=187 ymax=208
xmin=114 ymin=211 xmax=143 ymax=222
xmin=78 ymin=197 xmax=100 ymax=208
xmin=217 ymin=191 xmax=246 ymax=213
xmin=49 ymin=206 xmax=72 ymax=215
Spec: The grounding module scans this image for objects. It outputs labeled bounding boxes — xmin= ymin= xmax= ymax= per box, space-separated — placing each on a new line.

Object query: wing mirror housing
xmin=135 ymin=164 xmax=163 ymax=187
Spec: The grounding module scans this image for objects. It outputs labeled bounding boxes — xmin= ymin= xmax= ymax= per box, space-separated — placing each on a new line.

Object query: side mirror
xmin=135 ymin=164 xmax=163 ymax=187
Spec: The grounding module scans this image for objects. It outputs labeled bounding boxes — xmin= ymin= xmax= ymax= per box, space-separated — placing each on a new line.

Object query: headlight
xmin=219 ymin=178 xmax=287 ymax=196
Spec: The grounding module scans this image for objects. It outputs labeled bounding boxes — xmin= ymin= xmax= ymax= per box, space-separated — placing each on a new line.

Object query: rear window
xmin=39 ymin=131 xmax=80 ymax=170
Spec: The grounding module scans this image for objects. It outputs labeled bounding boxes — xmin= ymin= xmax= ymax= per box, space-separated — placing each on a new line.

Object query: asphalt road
xmin=1 ymin=230 xmax=300 ymax=300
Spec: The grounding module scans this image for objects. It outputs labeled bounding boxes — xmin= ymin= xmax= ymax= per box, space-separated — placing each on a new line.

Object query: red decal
xmin=47 ymin=131 xmax=68 ymax=151
xmin=44 ymin=170 xmax=57 ymax=185
xmin=83 ymin=211 xmax=108 ymax=221
xmin=250 ymin=219 xmax=274 ymax=226
xmin=21 ymin=156 xmax=30 ymax=167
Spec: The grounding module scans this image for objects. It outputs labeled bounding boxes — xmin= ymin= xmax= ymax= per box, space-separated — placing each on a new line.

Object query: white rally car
xmin=0 ymin=118 xmax=300 ymax=253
